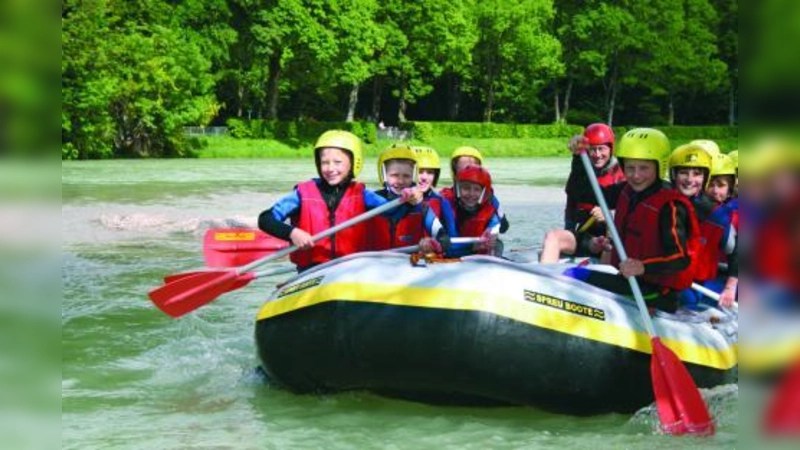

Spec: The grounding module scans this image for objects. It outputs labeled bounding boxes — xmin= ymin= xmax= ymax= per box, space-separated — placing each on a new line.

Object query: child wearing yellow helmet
xmin=367 ymin=143 xmax=450 ymax=253
xmin=707 ymin=154 xmax=737 ymax=204
xmin=568 ymin=128 xmax=701 ymax=313
xmin=412 ymin=146 xmax=460 ymax=251
xmin=258 ymin=130 xmax=423 ymax=272
xmin=667 ymin=144 xmax=738 ymax=310
xmin=679 ymin=152 xmax=740 ymax=309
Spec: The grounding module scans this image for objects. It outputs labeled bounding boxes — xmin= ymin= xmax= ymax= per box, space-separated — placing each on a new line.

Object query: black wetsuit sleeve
xmin=500 ymin=214 xmax=510 ymax=233
xmin=726 ymin=236 xmax=739 ymax=277
xmin=258 ymin=208 xmax=294 ymax=241
xmin=602 ymin=181 xmax=625 ymax=209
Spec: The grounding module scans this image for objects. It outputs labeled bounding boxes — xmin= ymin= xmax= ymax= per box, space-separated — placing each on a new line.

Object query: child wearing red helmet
xmin=443 ymin=165 xmax=503 ymax=256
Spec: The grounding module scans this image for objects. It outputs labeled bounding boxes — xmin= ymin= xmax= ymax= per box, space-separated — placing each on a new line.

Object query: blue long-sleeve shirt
xmin=258 ymin=178 xmax=399 ymax=241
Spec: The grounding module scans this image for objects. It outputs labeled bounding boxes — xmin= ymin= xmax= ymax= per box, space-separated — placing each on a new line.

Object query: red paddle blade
xmin=763 ymin=358 xmax=800 ymax=435
xmin=650 ymin=337 xmax=715 ymax=436
xmin=204 ymin=229 xmax=289 ymax=267
xmin=163 ymin=271 xmax=253 ymax=290
xmin=148 ymin=270 xmax=255 ymax=318
xmin=164 ymin=271 xmax=206 ymax=284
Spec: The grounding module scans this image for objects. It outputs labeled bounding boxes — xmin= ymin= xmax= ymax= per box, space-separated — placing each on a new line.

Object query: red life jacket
xmin=424 ymin=192 xmax=443 ymax=219
xmin=572 ymin=162 xmax=626 ymax=212
xmin=696 ymin=200 xmax=737 ymax=281
xmin=290 ymin=180 xmax=367 ymax=269
xmin=443 ymin=197 xmax=496 ymax=237
xmin=367 ymin=205 xmax=424 ymax=250
xmin=611 ymin=185 xmax=700 ymax=291
xmin=440 ymin=186 xmax=455 ymax=205
xmin=755 ymin=195 xmax=800 ymax=294
xmin=442 ymin=185 xmax=496 ymax=237
xmin=597 ymin=161 xmax=626 ymax=188
xmin=458 ymin=203 xmax=497 ymax=237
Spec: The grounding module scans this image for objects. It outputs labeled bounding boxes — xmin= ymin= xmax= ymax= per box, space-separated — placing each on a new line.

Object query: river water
xmin=62 ymin=158 xmax=737 ymax=449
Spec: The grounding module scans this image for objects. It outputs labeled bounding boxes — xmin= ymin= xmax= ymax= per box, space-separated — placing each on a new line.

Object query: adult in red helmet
xmin=444 ymin=165 xmax=503 ymax=256
xmin=540 ymin=123 xmax=626 ymax=263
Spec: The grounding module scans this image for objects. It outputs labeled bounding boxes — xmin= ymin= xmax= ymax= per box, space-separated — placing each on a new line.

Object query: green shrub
xmin=640 ymin=125 xmax=738 ymax=140
xmin=62 ymin=143 xmax=79 ymax=160
xmin=403 ymin=121 xmax=583 ymax=140
xmin=361 ymin=121 xmax=378 ymax=143
xmin=226 ymin=118 xmax=252 ymax=138
xmin=564 ymin=109 xmax=606 ymax=126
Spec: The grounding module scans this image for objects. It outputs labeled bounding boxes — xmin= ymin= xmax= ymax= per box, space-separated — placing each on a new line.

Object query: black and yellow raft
xmin=255 ymin=253 xmax=738 ymax=414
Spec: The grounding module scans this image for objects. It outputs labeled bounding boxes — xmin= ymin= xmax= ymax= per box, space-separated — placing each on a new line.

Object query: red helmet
xmin=584 ymin=123 xmax=615 ymax=151
xmin=456 ymin=165 xmax=493 ymax=207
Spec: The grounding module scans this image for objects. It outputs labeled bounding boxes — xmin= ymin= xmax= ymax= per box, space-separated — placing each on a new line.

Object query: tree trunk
xmin=371 ymin=77 xmax=382 ymax=122
xmin=397 ymin=81 xmax=407 ymax=123
xmin=345 ymin=82 xmax=359 ymax=122
xmin=448 ymin=74 xmax=462 ymax=120
xmin=553 ymin=83 xmax=561 ymax=123
xmin=604 ymin=59 xmax=618 ymax=127
xmin=484 ymin=83 xmax=495 ymax=123
xmin=728 ymin=82 xmax=736 ymax=126
xmin=607 ymin=82 xmax=616 ymax=127
xmin=236 ymin=84 xmax=244 ymax=118
xmin=266 ymin=52 xmax=282 ymax=120
xmin=562 ymin=79 xmax=573 ymax=123
xmin=667 ymin=93 xmax=675 ymax=126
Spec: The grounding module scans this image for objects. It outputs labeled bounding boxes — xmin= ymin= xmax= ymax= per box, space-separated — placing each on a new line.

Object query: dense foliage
xmin=62 ymin=0 xmax=738 ymax=159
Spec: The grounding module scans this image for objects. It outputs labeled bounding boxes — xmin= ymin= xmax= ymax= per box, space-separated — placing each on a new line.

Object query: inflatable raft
xmin=254 ymin=252 xmax=738 ymax=414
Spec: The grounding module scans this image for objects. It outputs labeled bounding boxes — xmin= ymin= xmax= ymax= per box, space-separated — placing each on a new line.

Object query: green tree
xmin=713 ymin=0 xmax=737 ymax=125
xmin=330 ymin=0 xmax=384 ymax=122
xmin=472 ymin=0 xmax=562 ymax=122
xmin=552 ymin=0 xmax=613 ymax=124
xmin=375 ymin=0 xmax=477 ymax=123
xmin=250 ymin=0 xmax=339 ymax=119
xmin=635 ymin=0 xmax=726 ymax=125
xmin=62 ymin=0 xmax=224 ymax=158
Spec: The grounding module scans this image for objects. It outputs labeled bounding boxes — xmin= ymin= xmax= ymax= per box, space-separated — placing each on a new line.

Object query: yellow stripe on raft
xmin=256 ymin=282 xmax=737 ymax=370
xmin=740 ymin=338 xmax=800 ymax=374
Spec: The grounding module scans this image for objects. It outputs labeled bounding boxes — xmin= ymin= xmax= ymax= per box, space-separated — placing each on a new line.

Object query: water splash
xmin=629 ymin=383 xmax=738 ymax=435
xmin=98 ymin=213 xmax=257 ymax=235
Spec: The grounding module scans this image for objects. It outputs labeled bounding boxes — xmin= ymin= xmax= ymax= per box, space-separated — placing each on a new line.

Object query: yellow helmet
xmin=616 ymin=128 xmax=671 ymax=179
xmin=689 ymin=139 xmax=721 ymax=158
xmin=450 ymin=146 xmax=484 ymax=178
xmin=413 ymin=146 xmax=441 ymax=187
xmin=710 ymin=153 xmax=736 ymax=178
xmin=314 ymin=130 xmax=363 ymax=178
xmin=377 ymin=143 xmax=417 ymax=185
xmin=669 ymin=144 xmax=714 ymax=189
xmin=748 ymin=139 xmax=800 ymax=180
xmin=728 ymin=150 xmax=738 ymax=172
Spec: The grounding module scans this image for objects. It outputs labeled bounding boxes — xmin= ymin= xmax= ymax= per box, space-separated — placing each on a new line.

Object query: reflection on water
xmin=62 ymin=158 xmax=737 ymax=449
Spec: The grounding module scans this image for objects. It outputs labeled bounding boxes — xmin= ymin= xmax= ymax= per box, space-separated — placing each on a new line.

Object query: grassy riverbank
xmin=195 ymin=135 xmax=739 ymax=159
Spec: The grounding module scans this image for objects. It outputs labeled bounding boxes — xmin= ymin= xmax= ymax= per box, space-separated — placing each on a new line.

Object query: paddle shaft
xmin=579 ymin=152 xmax=657 ymax=336
xmin=691 ymin=282 xmax=738 ymax=312
xmin=236 ymin=197 xmax=404 ymax=275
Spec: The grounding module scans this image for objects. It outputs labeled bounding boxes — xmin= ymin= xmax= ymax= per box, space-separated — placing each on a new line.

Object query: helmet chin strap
xmin=456 ymin=185 xmax=486 ymax=209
